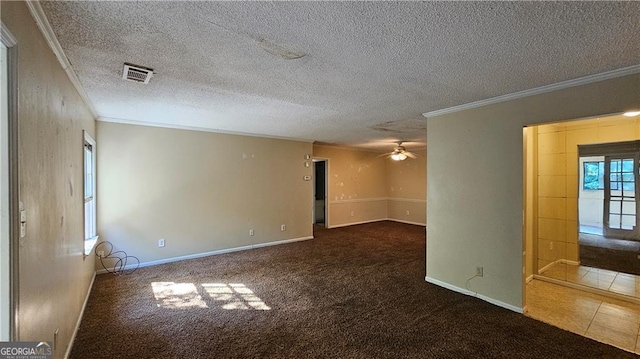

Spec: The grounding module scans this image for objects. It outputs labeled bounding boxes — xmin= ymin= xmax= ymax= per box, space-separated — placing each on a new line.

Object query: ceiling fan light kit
xmin=380 ymin=141 xmax=416 ymax=161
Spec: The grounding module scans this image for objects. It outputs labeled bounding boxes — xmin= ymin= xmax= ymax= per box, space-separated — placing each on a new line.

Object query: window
xmin=609 ymin=158 xmax=635 ymax=191
xmin=583 ymin=161 xmax=604 ymax=190
xmin=83 ymin=131 xmax=97 ymax=255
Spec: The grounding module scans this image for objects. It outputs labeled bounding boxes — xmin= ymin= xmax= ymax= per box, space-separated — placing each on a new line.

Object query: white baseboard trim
xmin=387 ymin=198 xmax=427 ymax=204
xmin=328 ymin=218 xmax=426 ymax=229
xmin=526 ymin=275 xmax=534 ymax=283
xmin=327 ymin=218 xmax=388 ymax=229
xmin=329 ymin=197 xmax=388 ymax=204
xmin=538 ymin=259 xmax=580 ymax=276
xmin=538 ymin=260 xmax=558 ymax=274
xmin=387 ymin=218 xmax=426 ymax=227
xmin=425 ymin=276 xmax=523 ymax=314
xmin=65 ymin=271 xmax=96 ymax=359
xmin=559 ymin=259 xmax=580 ymax=266
xmin=96 ymin=236 xmax=314 ymax=274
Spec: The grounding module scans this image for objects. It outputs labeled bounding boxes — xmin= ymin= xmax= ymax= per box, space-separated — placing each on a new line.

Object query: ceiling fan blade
xmin=404 ymin=151 xmax=417 ymax=159
xmin=376 ymin=152 xmax=392 ymax=158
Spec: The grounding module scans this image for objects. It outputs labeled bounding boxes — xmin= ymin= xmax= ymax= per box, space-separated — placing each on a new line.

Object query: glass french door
xmin=603 ymin=154 xmax=640 ymax=240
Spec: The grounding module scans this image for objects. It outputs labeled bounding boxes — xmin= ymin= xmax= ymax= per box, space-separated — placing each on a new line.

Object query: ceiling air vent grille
xmin=122 ymin=63 xmax=153 ymax=84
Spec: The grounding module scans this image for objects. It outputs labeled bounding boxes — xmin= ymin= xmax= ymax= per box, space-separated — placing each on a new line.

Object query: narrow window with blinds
xmin=84 ymin=131 xmax=97 ymax=255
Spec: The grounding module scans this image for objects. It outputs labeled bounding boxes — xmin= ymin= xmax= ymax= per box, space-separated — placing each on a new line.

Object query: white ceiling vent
xmin=122 ymin=63 xmax=153 ymax=84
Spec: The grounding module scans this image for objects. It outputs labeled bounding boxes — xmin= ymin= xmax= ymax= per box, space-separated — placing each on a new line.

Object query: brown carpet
xmin=580 ymin=233 xmax=640 ymax=276
xmin=71 ymin=221 xmax=637 ymax=358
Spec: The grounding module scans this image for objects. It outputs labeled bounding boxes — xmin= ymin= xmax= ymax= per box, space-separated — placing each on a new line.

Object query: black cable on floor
xmin=94 ymin=241 xmax=140 ymax=275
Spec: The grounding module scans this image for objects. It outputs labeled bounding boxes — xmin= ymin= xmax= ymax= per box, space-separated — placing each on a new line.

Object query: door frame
xmin=580 ymin=140 xmax=640 ymax=241
xmin=312 ymin=158 xmax=329 ymax=228
xmin=1 ymin=21 xmax=19 ymax=341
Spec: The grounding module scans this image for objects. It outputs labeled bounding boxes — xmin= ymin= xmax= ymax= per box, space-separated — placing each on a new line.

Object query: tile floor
xmin=526 ymin=279 xmax=640 ymax=353
xmin=541 ymin=262 xmax=640 ymax=299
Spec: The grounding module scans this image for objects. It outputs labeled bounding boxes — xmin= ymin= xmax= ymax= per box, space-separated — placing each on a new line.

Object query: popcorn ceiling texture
xmin=40 ymin=1 xmax=640 ymax=149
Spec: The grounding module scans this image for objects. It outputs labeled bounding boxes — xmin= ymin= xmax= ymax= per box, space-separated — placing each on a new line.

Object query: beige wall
xmin=97 ymin=122 xmax=313 ymax=265
xmin=534 ymin=114 xmax=640 ymax=271
xmin=2 ymin=2 xmax=97 ymax=357
xmin=312 ymin=145 xmax=388 ymax=227
xmin=387 ymin=149 xmax=427 ymax=225
xmin=427 ymin=73 xmax=640 ymax=311
xmin=312 ymin=145 xmax=427 ymax=227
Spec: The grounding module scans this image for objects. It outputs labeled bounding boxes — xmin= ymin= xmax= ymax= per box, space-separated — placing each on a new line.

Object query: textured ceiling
xmin=41 ymin=1 xmax=640 ymax=150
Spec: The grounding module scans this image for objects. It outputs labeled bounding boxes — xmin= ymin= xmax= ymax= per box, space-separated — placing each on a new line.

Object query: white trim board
xmin=387 ymin=198 xmax=427 ymax=204
xmin=95 ymin=236 xmax=314 ymax=274
xmin=559 ymin=259 xmax=580 ymax=266
xmin=329 ymin=197 xmax=388 ymax=204
xmin=26 ymin=1 xmax=98 ymax=119
xmin=538 ymin=259 xmax=580 ymax=275
xmin=327 ymin=218 xmax=388 ymax=229
xmin=329 ymin=197 xmax=426 ymax=205
xmin=1 ymin=22 xmax=17 ymax=47
xmin=65 ymin=272 xmax=95 ymax=359
xmin=538 ymin=260 xmax=557 ymax=274
xmin=387 ymin=218 xmax=426 ymax=226
xmin=425 ymin=276 xmax=523 ymax=314
xmin=423 ymin=65 xmax=640 ymax=119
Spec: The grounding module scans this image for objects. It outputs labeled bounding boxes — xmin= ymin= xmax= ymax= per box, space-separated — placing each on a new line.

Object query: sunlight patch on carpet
xmin=203 ymin=283 xmax=271 ymax=310
xmin=151 ymin=282 xmax=270 ymax=310
xmin=151 ymin=282 xmax=207 ymax=309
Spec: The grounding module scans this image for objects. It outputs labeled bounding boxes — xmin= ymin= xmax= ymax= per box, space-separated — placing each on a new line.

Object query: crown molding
xmin=423 ymin=64 xmax=640 ymax=119
xmin=97 ymin=116 xmax=314 ymax=143
xmin=26 ymin=1 xmax=98 ymax=119
xmin=1 ymin=22 xmax=17 ymax=47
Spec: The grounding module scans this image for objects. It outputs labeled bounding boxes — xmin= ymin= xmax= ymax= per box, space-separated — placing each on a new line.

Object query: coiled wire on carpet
xmin=94 ymin=241 xmax=140 ymax=275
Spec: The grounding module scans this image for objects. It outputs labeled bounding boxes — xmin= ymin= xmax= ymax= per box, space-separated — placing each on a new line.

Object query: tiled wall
xmin=536 ymin=114 xmax=640 ymax=271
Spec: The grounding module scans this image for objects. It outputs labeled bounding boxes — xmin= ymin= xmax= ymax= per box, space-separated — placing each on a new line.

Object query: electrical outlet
xmin=281 ymin=224 xmax=286 ymax=231
xmin=406 ymin=210 xmax=410 ymax=216
xmin=158 ymin=239 xmax=165 ymax=247
xmin=97 ymin=250 xmax=105 ymax=258
xmin=350 ymin=211 xmax=355 ymax=217
xmin=249 ymin=229 xmax=254 ymax=236
xmin=550 ymin=241 xmax=554 ymax=250
xmin=476 ymin=266 xmax=483 ymax=277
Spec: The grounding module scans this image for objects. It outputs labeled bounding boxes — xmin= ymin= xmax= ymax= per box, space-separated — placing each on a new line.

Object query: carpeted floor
xmin=579 ymin=233 xmax=640 ymax=276
xmin=71 ymin=221 xmax=637 ymax=358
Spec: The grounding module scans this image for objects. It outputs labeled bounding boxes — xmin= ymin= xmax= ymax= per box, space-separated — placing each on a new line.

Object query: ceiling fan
xmin=379 ymin=142 xmax=417 ymax=161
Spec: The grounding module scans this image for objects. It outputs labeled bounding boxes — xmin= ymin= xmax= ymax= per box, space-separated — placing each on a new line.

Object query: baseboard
xmin=387 ymin=218 xmax=426 ymax=227
xmin=328 ymin=218 xmax=425 ymax=229
xmin=425 ymin=276 xmax=523 ymax=314
xmin=538 ymin=259 xmax=580 ymax=276
xmin=559 ymin=259 xmax=580 ymax=266
xmin=327 ymin=218 xmax=387 ymax=229
xmin=538 ymin=260 xmax=558 ymax=274
xmin=96 ymin=236 xmax=314 ymax=274
xmin=65 ymin=271 xmax=95 ymax=359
